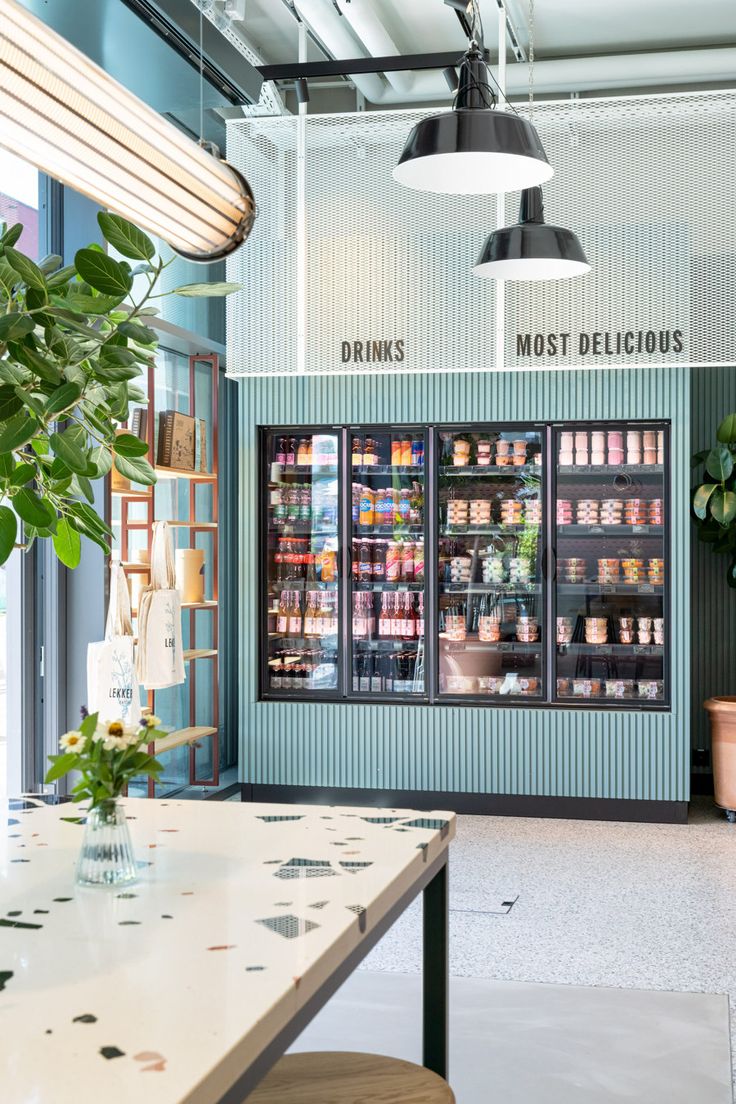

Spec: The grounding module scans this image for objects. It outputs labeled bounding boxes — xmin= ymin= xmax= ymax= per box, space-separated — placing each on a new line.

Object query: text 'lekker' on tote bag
xmin=87 ymin=560 xmax=142 ymax=726
xmin=136 ymin=520 xmax=185 ymax=690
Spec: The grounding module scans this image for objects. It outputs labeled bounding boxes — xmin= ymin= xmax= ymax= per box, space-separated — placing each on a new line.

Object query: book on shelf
xmin=130 ymin=407 xmax=148 ymax=444
xmin=194 ymin=417 xmax=208 ymax=472
xmin=157 ymin=410 xmax=197 ymax=470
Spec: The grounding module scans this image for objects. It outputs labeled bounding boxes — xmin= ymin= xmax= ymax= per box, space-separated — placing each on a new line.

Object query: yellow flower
xmin=60 ymin=730 xmax=86 ymax=753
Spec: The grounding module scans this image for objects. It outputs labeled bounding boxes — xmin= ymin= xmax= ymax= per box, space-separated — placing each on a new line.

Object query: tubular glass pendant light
xmin=0 ymin=0 xmax=255 ymax=261
xmin=473 ymin=186 xmax=590 ymax=280
xmin=393 ymin=1 xmax=552 ymax=195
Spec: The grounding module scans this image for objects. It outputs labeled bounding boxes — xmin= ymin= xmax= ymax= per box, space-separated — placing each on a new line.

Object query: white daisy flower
xmin=60 ymin=730 xmax=86 ymax=753
xmin=95 ymin=719 xmax=138 ymax=751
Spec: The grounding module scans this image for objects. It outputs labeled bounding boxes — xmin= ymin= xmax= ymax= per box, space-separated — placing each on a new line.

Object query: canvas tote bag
xmin=136 ymin=520 xmax=186 ymax=690
xmin=86 ymin=560 xmax=142 ymax=725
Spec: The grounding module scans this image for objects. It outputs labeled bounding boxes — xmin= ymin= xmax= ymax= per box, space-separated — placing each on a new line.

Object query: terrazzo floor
xmin=299 ymin=796 xmax=736 ymax=1097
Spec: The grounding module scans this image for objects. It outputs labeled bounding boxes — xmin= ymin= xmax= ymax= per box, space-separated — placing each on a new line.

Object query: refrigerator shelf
xmin=557 ymin=524 xmax=664 ymax=537
xmin=352 ymin=464 xmax=424 ymax=475
xmin=271 ymin=464 xmax=338 ymax=476
xmin=439 ymin=464 xmax=540 ymax=476
xmin=353 ymin=639 xmax=421 ymax=651
xmin=441 ymin=524 xmax=541 ymax=536
xmin=439 ymin=583 xmax=542 ymax=594
xmin=269 ymin=581 xmax=339 ymax=593
xmin=268 ymin=523 xmax=338 ymax=535
xmin=557 ymin=643 xmax=664 ymax=656
xmin=557 ymin=583 xmax=663 ymax=595
xmin=557 ymin=464 xmax=663 ymax=476
xmin=353 ymin=524 xmax=425 ymax=535
xmin=441 ymin=638 xmax=542 ymax=653
xmin=354 ymin=581 xmax=424 ymax=592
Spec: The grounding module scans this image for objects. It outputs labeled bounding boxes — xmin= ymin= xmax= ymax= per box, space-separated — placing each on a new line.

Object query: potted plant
xmin=0 ymin=213 xmax=238 ymax=568
xmin=692 ymin=413 xmax=736 ymax=819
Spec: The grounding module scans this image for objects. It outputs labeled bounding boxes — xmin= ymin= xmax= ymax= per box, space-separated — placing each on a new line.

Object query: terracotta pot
xmin=705 ymin=697 xmax=736 ymax=813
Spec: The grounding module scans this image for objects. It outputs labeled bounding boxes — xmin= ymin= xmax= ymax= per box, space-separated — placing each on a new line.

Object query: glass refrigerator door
xmin=264 ymin=430 xmax=340 ymax=695
xmin=349 ymin=428 xmax=426 ymax=698
xmin=554 ymin=424 xmax=666 ymax=706
xmin=437 ymin=427 xmax=545 ymax=700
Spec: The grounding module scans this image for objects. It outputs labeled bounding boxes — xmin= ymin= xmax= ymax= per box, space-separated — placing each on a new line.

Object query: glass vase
xmin=76 ymin=800 xmax=137 ymax=887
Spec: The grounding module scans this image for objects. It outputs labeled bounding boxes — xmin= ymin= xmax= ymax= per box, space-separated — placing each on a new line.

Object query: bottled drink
xmin=391 ymin=437 xmax=402 ymax=466
xmin=359 ymin=537 xmax=372 ymax=579
xmin=352 ymin=438 xmax=362 ymax=467
xmin=398 ymin=486 xmax=411 ymax=525
xmin=352 ymin=483 xmax=361 ymax=524
xmin=320 ymin=594 xmax=338 ymax=637
xmin=400 ymin=437 xmax=412 ymax=466
xmin=359 ymin=486 xmax=375 ymax=527
xmin=417 ymin=593 xmax=425 ymax=637
xmin=363 ymin=437 xmax=377 ymax=465
xmin=273 ymin=488 xmax=287 ymax=527
xmin=370 ymin=653 xmax=383 ymax=693
xmin=353 ymin=593 xmax=369 ymax=639
xmin=372 ymin=539 xmax=386 ymax=580
xmin=297 ymin=437 xmax=310 ymax=465
xmin=298 ymin=484 xmax=311 ymax=521
xmin=400 ymin=593 xmax=416 ymax=640
xmin=401 ymin=541 xmax=414 ymax=582
xmin=288 ymin=592 xmax=302 ymax=637
xmin=270 ymin=652 xmax=284 ymax=689
xmin=277 ymin=592 xmax=290 ymax=635
xmin=386 ymin=541 xmax=401 ymax=583
xmin=304 ymin=592 xmax=318 ymax=637
xmin=414 ymin=539 xmax=425 ymax=581
xmin=378 ymin=593 xmax=392 ymax=638
xmin=276 ymin=437 xmax=287 ymax=464
xmin=359 ymin=653 xmax=373 ymax=693
xmin=383 ymin=653 xmax=395 ymax=693
xmin=286 ymin=485 xmax=300 ymax=523
xmin=286 ymin=437 xmax=296 ymax=465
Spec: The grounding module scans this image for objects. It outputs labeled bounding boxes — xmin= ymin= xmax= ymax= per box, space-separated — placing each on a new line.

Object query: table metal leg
xmin=422 ymin=857 xmax=448 ymax=1080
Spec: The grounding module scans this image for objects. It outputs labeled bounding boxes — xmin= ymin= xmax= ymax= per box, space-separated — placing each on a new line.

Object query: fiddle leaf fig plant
xmin=0 ymin=213 xmax=239 ymax=569
xmin=692 ymin=413 xmax=736 ymax=587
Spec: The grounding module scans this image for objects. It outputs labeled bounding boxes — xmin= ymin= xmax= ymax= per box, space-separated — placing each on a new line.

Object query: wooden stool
xmin=246 ymin=1051 xmax=455 ymax=1103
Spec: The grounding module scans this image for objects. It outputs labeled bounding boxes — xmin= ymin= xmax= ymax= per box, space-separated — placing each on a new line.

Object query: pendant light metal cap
xmin=473 ymin=196 xmax=590 ymax=282
xmin=392 ymin=108 xmax=553 ymax=195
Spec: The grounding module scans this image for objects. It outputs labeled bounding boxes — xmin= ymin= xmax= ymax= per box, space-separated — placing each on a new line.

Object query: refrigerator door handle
xmin=542 ymin=547 xmax=557 ymax=581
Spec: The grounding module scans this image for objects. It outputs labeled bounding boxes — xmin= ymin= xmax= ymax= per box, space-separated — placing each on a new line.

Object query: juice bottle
xmin=276 ymin=436 xmax=287 ymax=464
xmin=391 ymin=437 xmax=402 ymax=466
xmin=352 ymin=437 xmax=362 ymax=467
xmin=352 ymin=483 xmax=361 ymax=524
xmin=398 ymin=487 xmax=411 ymax=525
xmin=297 ymin=437 xmax=309 ymax=465
xmin=417 ymin=593 xmax=425 ymax=637
xmin=363 ymin=437 xmax=377 ymax=465
xmin=303 ymin=592 xmax=318 ymax=637
xmin=323 ymin=594 xmax=338 ymax=636
xmin=359 ymin=486 xmax=375 ymax=526
xmin=287 ymin=592 xmax=302 ymax=637
xmin=414 ymin=539 xmax=425 ymax=581
xmin=386 ymin=541 xmax=401 ymax=583
xmin=372 ymin=539 xmax=386 ymax=580
xmin=286 ymin=437 xmax=296 ymax=465
xmin=359 ymin=537 xmax=373 ymax=579
xmin=277 ymin=591 xmax=290 ymax=635
xmin=378 ymin=593 xmax=392 ymax=638
xmin=401 ymin=541 xmax=414 ymax=582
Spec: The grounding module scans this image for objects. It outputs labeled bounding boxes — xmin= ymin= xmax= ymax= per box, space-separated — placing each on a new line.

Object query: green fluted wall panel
xmin=691 ymin=366 xmax=736 ymax=756
xmin=238 ymin=366 xmax=691 ymax=802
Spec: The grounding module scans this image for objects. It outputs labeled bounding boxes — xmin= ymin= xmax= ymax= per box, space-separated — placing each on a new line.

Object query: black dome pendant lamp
xmin=393 ymin=2 xmax=553 ymax=195
xmin=474 ymin=186 xmax=590 ymax=281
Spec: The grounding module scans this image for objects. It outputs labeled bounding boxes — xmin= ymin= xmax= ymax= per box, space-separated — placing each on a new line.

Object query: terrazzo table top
xmin=0 ymin=796 xmax=455 ymax=1104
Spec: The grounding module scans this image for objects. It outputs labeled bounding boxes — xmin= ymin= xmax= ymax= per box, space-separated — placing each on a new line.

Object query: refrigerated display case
xmin=263 ymin=428 xmax=341 ymax=696
xmin=349 ymin=428 xmax=427 ymax=699
xmin=259 ymin=421 xmax=669 ymax=710
xmin=553 ymin=423 xmax=668 ymax=705
xmin=436 ymin=427 xmax=544 ymax=702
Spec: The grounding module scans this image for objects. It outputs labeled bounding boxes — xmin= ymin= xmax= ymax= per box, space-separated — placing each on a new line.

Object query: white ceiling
xmin=238 ymin=0 xmax=736 ymax=63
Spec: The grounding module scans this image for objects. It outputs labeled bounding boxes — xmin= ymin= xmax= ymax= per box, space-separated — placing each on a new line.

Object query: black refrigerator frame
xmin=258 ymin=421 xmax=671 ymax=711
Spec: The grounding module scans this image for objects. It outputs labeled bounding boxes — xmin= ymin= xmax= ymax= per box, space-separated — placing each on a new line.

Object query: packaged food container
xmin=495 ymin=455 xmax=512 ymax=467
xmin=496 ymin=439 xmax=510 ymax=455
xmin=619 ymin=629 xmax=634 ymax=643
xmin=575 ymin=450 xmax=589 ymax=465
xmin=638 ymin=630 xmax=652 ymax=644
xmin=478 ymin=676 xmax=504 ymax=694
xmin=638 ymin=680 xmax=663 ymax=700
xmin=557 ymin=678 xmax=572 ymax=695
xmin=445 ymin=675 xmax=476 ymax=693
xmin=518 ymin=677 xmax=539 ymax=693
xmin=478 ymin=617 xmax=502 ymax=642
xmin=559 ymin=450 xmax=574 ymax=466
xmin=575 ymin=431 xmax=589 ymax=449
xmin=605 ymin=679 xmax=633 ymax=699
xmin=573 ymin=679 xmax=601 ymax=697
xmin=608 ymin=447 xmax=625 ymax=465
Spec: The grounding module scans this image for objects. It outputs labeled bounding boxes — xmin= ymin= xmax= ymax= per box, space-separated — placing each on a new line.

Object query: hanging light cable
xmin=0 ymin=0 xmax=256 ymax=261
xmin=473 ymin=0 xmax=590 ymax=281
xmin=393 ymin=0 xmax=552 ymax=195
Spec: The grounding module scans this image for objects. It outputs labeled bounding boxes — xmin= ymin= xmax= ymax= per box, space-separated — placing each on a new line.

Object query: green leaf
xmin=8 ymin=462 xmax=35 ymax=487
xmin=0 ymin=223 xmax=23 ymax=249
xmin=717 ymin=415 xmax=736 ymax=444
xmin=113 ymin=453 xmax=156 ymax=485
xmin=46 ymin=264 xmax=78 ymax=290
xmin=52 ymin=517 xmax=81 ymax=568
xmin=4 ymin=247 xmax=47 ymax=291
xmin=711 ymin=488 xmax=736 ymax=526
xmin=114 ymin=432 xmax=149 ymax=458
xmin=45 ymin=381 xmax=82 ymax=416
xmin=173 ymin=282 xmax=241 ymax=297
xmin=92 ymin=360 xmax=141 ymax=383
xmin=64 ymin=292 xmax=127 ymax=316
xmin=706 ymin=446 xmax=734 ymax=482
xmin=44 ymin=752 xmax=80 ymax=783
xmin=10 ymin=342 xmax=62 ymax=384
xmin=71 ymin=473 xmax=95 ymax=504
xmin=0 ymin=453 xmax=13 ymax=476
xmin=0 ymin=312 xmax=35 ymax=341
xmin=97 ymin=213 xmax=155 ymax=261
xmin=38 ymin=254 xmax=63 ymax=275
xmin=74 ymin=248 xmax=133 ymax=297
xmin=15 ymin=388 xmax=46 ymax=418
xmin=0 ymin=505 xmax=17 ymax=564
xmin=0 ymin=383 xmax=22 ymax=421
xmin=691 ymin=449 xmax=710 ymax=468
xmin=0 ymin=360 xmax=29 ymax=386
xmin=0 ymin=411 xmax=37 ymax=453
xmin=88 ymin=445 xmax=112 ymax=477
xmin=12 ymin=487 xmax=56 ymax=529
xmin=117 ymin=320 xmax=158 ymax=345
xmin=50 ymin=429 xmax=89 ymax=474
xmin=46 ymin=307 xmax=102 ymax=341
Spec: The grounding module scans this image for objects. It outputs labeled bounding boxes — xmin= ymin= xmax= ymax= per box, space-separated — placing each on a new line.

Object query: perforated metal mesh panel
xmin=226 ymin=90 xmax=736 ymax=377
